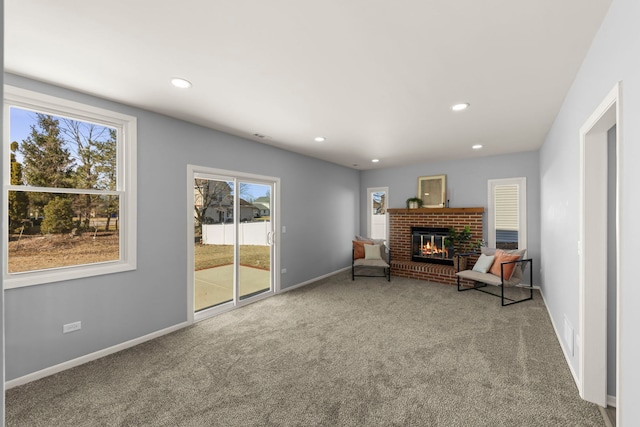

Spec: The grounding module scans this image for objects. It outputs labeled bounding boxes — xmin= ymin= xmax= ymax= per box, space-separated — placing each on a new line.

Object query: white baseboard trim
xmin=5 ymin=321 xmax=190 ymax=390
xmin=516 ymin=284 xmax=541 ymax=290
xmin=539 ymin=288 xmax=581 ymax=391
xmin=607 ymin=395 xmax=617 ymax=407
xmin=278 ymin=266 xmax=350 ymax=294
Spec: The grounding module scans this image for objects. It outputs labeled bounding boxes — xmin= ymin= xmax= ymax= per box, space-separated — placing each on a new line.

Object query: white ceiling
xmin=5 ymin=0 xmax=611 ymax=170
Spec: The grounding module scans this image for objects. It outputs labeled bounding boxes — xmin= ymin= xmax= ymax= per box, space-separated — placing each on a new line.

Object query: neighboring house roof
xmin=253 ymin=203 xmax=269 ymax=211
xmin=239 ymin=198 xmax=257 ymax=208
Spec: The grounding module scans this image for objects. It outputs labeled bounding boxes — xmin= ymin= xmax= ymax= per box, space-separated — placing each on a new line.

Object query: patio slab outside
xmin=195 ymin=265 xmax=270 ymax=311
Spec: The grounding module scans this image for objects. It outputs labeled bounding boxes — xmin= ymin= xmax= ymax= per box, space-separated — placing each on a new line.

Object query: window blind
xmin=495 ymin=184 xmax=519 ymax=231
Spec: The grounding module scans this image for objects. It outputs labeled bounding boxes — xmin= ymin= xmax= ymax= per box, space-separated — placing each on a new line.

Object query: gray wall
xmin=4 ymin=73 xmax=360 ymax=381
xmin=539 ymin=0 xmax=639 ymax=421
xmin=359 ymin=151 xmax=541 ymax=284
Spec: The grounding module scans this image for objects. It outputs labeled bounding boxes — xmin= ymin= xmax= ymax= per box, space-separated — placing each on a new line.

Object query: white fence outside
xmin=202 ymin=222 xmax=271 ymax=246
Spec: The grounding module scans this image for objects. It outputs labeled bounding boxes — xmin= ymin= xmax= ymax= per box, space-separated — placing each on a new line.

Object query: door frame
xmin=366 ymin=187 xmax=388 ymax=241
xmin=578 ymin=82 xmax=621 ymax=412
xmin=187 ymin=165 xmax=281 ymax=323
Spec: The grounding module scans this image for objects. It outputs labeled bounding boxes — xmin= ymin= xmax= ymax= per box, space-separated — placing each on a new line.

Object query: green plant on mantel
xmin=406 ymin=197 xmax=423 ymax=209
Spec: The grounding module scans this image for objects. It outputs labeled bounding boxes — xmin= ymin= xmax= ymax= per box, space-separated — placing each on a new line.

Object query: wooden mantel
xmin=387 ymin=207 xmax=485 ymax=214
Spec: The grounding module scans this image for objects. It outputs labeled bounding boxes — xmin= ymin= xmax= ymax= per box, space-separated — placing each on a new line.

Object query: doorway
xmin=579 ymin=83 xmax=620 ymax=417
xmin=188 ymin=166 xmax=280 ymax=321
xmin=367 ymin=187 xmax=388 ymax=241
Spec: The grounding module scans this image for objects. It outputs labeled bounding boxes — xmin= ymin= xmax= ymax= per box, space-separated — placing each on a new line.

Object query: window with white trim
xmin=488 ymin=177 xmax=526 ymax=250
xmin=3 ymin=86 xmax=136 ymax=288
xmin=367 ymin=187 xmax=388 ymax=241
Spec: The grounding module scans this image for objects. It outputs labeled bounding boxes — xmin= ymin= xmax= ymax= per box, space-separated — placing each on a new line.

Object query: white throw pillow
xmin=472 ymin=253 xmax=495 ymax=273
xmin=364 ymin=244 xmax=382 ymax=260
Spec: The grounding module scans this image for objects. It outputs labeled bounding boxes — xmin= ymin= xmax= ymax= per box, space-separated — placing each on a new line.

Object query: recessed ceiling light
xmin=371 ymin=159 xmax=380 ymax=163
xmin=452 ymin=103 xmax=469 ymax=111
xmin=171 ymin=78 xmax=192 ymax=89
xmin=472 ymin=144 xmax=483 ymax=150
xmin=314 ymin=137 xmax=326 ymax=142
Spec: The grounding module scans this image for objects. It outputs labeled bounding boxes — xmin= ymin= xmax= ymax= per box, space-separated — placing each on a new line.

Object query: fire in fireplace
xmin=411 ymin=226 xmax=454 ymax=265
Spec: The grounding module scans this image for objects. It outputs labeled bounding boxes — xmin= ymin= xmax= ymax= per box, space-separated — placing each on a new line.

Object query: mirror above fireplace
xmin=417 ymin=174 xmax=446 ymax=208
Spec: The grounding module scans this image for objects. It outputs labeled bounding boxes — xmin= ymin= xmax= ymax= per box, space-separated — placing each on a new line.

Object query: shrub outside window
xmin=3 ymin=86 xmax=136 ymax=288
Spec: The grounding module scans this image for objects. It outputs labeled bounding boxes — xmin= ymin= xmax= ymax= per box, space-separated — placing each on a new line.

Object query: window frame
xmin=366 ymin=186 xmax=388 ymax=242
xmin=3 ymin=85 xmax=137 ymax=288
xmin=487 ymin=177 xmax=527 ymax=250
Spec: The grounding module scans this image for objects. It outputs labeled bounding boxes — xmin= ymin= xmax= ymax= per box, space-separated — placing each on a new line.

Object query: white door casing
xmin=578 ymin=82 xmax=620 ymax=410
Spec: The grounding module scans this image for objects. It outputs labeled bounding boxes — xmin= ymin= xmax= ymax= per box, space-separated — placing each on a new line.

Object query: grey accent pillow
xmin=481 ymin=247 xmax=526 ymax=258
xmin=355 ymin=235 xmax=384 ymax=245
xmin=472 ymin=254 xmax=495 ymax=273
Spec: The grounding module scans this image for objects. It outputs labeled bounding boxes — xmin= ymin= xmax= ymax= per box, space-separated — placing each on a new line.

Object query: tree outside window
xmin=4 ymin=86 xmax=136 ymax=287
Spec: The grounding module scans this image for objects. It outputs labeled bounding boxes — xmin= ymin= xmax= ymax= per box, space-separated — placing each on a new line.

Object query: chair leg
xmin=501 ymin=259 xmax=534 ymax=306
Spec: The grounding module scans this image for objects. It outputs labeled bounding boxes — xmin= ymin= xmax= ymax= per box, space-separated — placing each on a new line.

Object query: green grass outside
xmin=194 ymin=244 xmax=270 ymax=271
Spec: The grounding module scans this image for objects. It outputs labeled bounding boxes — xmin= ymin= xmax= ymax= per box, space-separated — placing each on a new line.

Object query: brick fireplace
xmin=388 ymin=207 xmax=484 ymax=285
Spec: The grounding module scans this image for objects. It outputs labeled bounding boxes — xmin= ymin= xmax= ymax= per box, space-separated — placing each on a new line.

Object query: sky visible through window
xmin=10 ymin=108 xmax=269 ymax=200
xmin=11 ymin=106 xmax=115 ymax=175
xmin=9 ymin=107 xmax=33 ymax=162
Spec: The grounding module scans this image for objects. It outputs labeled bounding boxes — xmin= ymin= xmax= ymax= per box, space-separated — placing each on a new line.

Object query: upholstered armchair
xmin=456 ymin=247 xmax=533 ymax=306
xmin=352 ymin=239 xmax=390 ymax=281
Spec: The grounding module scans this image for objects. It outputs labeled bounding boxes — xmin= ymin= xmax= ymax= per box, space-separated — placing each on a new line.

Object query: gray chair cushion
xmin=457 ymin=261 xmax=525 ymax=287
xmin=354 ymin=258 xmax=389 ymax=268
xmin=456 ymin=270 xmax=503 ymax=286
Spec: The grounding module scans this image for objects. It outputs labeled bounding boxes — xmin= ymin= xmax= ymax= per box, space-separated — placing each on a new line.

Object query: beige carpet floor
xmin=5 ymin=272 xmax=605 ymax=426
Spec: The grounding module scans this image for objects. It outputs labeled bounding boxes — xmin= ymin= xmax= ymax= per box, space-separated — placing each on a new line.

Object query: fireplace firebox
xmin=411 ymin=226 xmax=454 ymax=265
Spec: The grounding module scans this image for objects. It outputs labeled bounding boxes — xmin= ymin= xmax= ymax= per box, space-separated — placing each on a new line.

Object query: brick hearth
xmin=388 ymin=207 xmax=484 ymax=285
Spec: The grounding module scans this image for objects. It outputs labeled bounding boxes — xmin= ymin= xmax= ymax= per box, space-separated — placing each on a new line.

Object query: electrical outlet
xmin=281 ymin=268 xmax=287 ymax=274
xmin=63 ymin=321 xmax=82 ymax=334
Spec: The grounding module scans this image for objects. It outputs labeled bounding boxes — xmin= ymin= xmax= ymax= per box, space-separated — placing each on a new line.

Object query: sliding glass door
xmin=238 ymin=181 xmax=272 ymax=300
xmin=193 ymin=172 xmax=275 ymax=314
